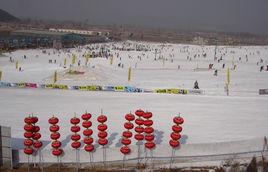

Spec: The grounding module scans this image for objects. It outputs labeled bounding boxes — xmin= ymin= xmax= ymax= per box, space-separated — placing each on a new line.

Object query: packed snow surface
xmin=0 ymin=41 xmax=268 ymax=160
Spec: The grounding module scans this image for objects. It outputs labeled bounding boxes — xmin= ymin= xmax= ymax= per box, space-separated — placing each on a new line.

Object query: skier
xmin=214 ymin=70 xmax=218 ymax=76
xmin=194 ymin=80 xmax=199 ymax=89
xmin=260 ymin=66 xmax=264 ymax=72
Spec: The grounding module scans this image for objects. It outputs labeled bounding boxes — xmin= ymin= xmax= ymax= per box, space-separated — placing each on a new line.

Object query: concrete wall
xmin=0 ymin=126 xmax=12 ymax=169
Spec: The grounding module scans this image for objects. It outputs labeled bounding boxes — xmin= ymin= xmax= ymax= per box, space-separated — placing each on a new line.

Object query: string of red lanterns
xmin=70 ymin=115 xmax=81 ymax=171
xmin=31 ymin=116 xmax=43 ymax=169
xmin=82 ymin=112 xmax=94 ymax=167
xmin=169 ymin=113 xmax=184 ymax=167
xmin=97 ymin=112 xmax=108 ymax=165
xmin=143 ymin=111 xmax=155 ymax=167
xmin=23 ymin=116 xmax=35 ymax=172
xmin=23 ymin=116 xmax=34 ymax=156
xmin=134 ymin=109 xmax=145 ymax=166
xmin=120 ymin=112 xmax=135 ymax=167
xmin=49 ymin=116 xmax=63 ymax=158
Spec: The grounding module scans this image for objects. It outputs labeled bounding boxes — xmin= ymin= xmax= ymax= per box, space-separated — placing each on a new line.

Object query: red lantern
xmin=24 ymin=124 xmax=34 ymax=132
xmin=145 ymin=134 xmax=154 ymax=141
xmin=173 ymin=116 xmax=184 ymax=125
xmin=134 ymin=126 xmax=144 ymax=133
xmin=33 ymin=141 xmax=43 ymax=149
xmin=84 ymin=144 xmax=94 ymax=152
xmin=124 ymin=122 xmax=134 ymax=130
xmin=82 ymin=121 xmax=92 ymax=128
xmin=122 ymin=131 xmax=132 ymax=138
xmin=24 ymin=132 xmax=33 ymax=138
xmin=97 ymin=115 xmax=107 ymax=123
xmin=169 ymin=140 xmax=180 ymax=148
xmin=51 ymin=141 xmax=61 ymax=148
xmin=135 ymin=109 xmax=144 ymax=117
xmin=52 ymin=149 xmax=62 ymax=156
xmin=50 ymin=132 xmax=60 ymax=140
xmin=144 ymin=127 xmax=154 ymax=134
xmin=32 ymin=133 xmax=41 ymax=140
xmin=98 ymin=131 xmax=108 ymax=139
xmin=121 ymin=138 xmax=131 ymax=145
xmin=83 ymin=129 xmax=93 ymax=136
xmin=145 ymin=142 xmax=155 ymax=149
xmin=143 ymin=112 xmax=152 ymax=119
xmin=48 ymin=117 xmax=59 ymax=125
xmin=71 ymin=134 xmax=81 ymax=141
xmin=134 ymin=134 xmax=144 ymax=141
xmin=144 ymin=119 xmax=153 ymax=127
xmin=120 ymin=146 xmax=131 ymax=154
xmin=170 ymin=132 xmax=181 ymax=140
xmin=24 ymin=139 xmax=33 ymax=146
xmin=70 ymin=117 xmax=80 ymax=125
xmin=71 ymin=126 xmax=81 ymax=133
xmin=33 ymin=126 xmax=40 ymax=132
xmin=84 ymin=137 xmax=94 ymax=145
xmin=49 ymin=125 xmax=59 ymax=132
xmin=98 ymin=138 xmax=108 ymax=146
xmin=24 ymin=117 xmax=33 ymax=124
xmin=71 ymin=141 xmax=81 ymax=149
xmin=32 ymin=117 xmax=38 ymax=124
xmin=81 ymin=113 xmax=91 ymax=120
xmin=24 ymin=147 xmax=33 ymax=155
xmin=135 ymin=119 xmax=144 ymax=125
xmin=97 ymin=124 xmax=107 ymax=131
xmin=172 ymin=125 xmax=182 ymax=133
xmin=125 ymin=113 xmax=135 ymax=121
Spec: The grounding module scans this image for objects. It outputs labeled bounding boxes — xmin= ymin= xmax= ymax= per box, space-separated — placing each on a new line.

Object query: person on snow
xmin=214 ymin=69 xmax=218 ymax=76
xmin=260 ymin=66 xmax=264 ymax=72
xmin=194 ymin=80 xmax=199 ymax=89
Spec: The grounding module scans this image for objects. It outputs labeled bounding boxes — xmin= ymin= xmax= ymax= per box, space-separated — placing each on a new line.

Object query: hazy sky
xmin=1 ymin=0 xmax=268 ymax=35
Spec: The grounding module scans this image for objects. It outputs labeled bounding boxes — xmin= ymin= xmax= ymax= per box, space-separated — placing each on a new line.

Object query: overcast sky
xmin=1 ymin=0 xmax=268 ymax=35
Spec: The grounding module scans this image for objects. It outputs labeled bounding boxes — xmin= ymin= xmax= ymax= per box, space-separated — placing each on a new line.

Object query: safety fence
xmin=0 ymin=82 xmax=204 ymax=95
xmin=17 ymin=137 xmax=267 ymax=165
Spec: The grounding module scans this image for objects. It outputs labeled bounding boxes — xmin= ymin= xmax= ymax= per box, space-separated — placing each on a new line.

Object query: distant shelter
xmin=0 ymin=29 xmax=109 ymax=50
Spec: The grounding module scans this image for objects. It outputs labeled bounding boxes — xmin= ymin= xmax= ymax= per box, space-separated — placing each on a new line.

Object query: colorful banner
xmin=114 ymin=86 xmax=125 ymax=92
xmin=0 ymin=81 xmax=201 ymax=95
xmin=154 ymin=88 xmax=189 ymax=94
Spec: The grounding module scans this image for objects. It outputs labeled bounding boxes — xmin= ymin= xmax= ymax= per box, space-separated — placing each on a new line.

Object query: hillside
xmin=0 ymin=8 xmax=19 ymax=22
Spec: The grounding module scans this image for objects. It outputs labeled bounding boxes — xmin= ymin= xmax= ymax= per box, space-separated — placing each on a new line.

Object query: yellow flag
xmin=16 ymin=61 xmax=18 ymax=69
xmin=128 ymin=67 xmax=132 ymax=82
xmin=0 ymin=70 xmax=2 ymax=81
xmin=54 ymin=70 xmax=57 ymax=83
xmin=85 ymin=55 xmax=89 ymax=65
xmin=72 ymin=54 xmax=76 ymax=64
xmin=110 ymin=56 xmax=113 ymax=65
xmin=227 ymin=68 xmax=230 ymax=84
xmin=64 ymin=58 xmax=67 ymax=66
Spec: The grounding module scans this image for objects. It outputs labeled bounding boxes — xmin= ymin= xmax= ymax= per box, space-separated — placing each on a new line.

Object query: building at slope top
xmin=0 ymin=29 xmax=109 ymax=50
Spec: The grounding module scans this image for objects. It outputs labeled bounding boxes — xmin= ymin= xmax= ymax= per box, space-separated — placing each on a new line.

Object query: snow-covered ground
xmin=0 ymin=41 xmax=268 ymax=164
